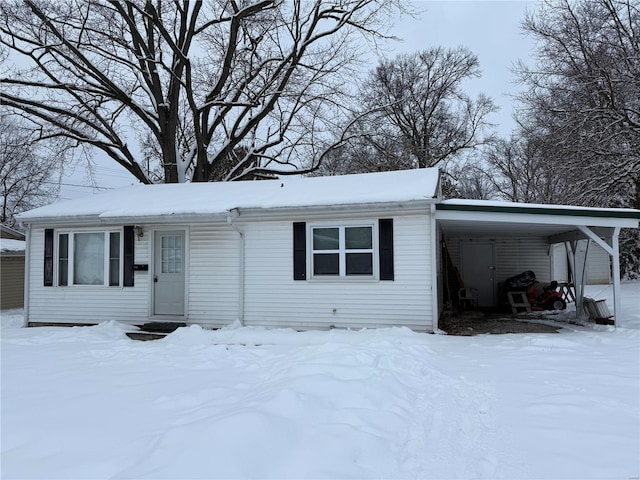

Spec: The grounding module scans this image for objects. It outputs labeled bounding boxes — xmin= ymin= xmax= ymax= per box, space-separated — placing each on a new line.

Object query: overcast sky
xmin=60 ymin=0 xmax=538 ymax=200
xmin=389 ymin=1 xmax=536 ymax=133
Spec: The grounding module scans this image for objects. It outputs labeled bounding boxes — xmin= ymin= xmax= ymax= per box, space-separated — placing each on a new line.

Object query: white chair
xmin=458 ymin=287 xmax=479 ymax=311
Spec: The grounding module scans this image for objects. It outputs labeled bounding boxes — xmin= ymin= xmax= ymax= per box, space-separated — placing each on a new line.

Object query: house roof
xmin=0 ymin=224 xmax=25 ymax=240
xmin=0 ymin=238 xmax=26 ymax=254
xmin=17 ymin=168 xmax=441 ymax=224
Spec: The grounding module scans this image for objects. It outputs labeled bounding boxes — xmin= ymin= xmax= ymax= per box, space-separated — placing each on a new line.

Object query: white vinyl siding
xmin=242 ymin=214 xmax=433 ymax=332
xmin=585 ymin=244 xmax=611 ymax=284
xmin=551 ymin=242 xmax=611 ymax=285
xmin=27 ymin=227 xmax=149 ymax=324
xmin=186 ymin=224 xmax=240 ymax=326
xmin=26 ymin=214 xmax=434 ymax=331
xmin=446 ymin=237 xmax=553 ymax=302
xmin=1 ymin=255 xmax=25 ymax=309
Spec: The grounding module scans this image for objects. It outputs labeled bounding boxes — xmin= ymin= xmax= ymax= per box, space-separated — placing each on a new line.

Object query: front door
xmin=154 ymin=230 xmax=185 ymax=316
xmin=461 ymin=242 xmax=496 ymax=307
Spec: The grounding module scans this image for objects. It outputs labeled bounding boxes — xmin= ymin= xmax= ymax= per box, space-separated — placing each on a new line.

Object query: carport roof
xmin=438 ymin=199 xmax=640 ymax=219
xmin=436 ymin=199 xmax=640 ymax=239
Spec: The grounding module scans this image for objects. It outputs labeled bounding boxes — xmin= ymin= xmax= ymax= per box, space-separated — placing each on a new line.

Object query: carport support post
xmin=576 ymin=225 xmax=622 ymax=326
xmin=566 ymin=239 xmax=589 ymax=318
xmin=610 ymin=227 xmax=621 ymax=326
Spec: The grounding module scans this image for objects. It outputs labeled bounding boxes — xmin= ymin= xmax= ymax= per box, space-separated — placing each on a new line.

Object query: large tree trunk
xmin=1 ymin=0 xmax=411 ymax=184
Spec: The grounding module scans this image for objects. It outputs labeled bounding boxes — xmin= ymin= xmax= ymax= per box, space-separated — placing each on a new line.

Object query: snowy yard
xmin=1 ymin=283 xmax=639 ymax=479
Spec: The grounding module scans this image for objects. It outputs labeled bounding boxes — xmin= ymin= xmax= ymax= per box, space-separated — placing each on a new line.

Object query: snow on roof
xmin=18 ymin=169 xmax=440 ymax=223
xmin=0 ymin=238 xmax=26 ymax=253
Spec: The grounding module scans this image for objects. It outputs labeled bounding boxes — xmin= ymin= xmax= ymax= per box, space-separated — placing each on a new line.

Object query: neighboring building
xmin=1 ymin=225 xmax=26 ymax=309
xmin=552 ymin=243 xmax=611 ymax=285
xmin=16 ymin=169 xmax=640 ymax=330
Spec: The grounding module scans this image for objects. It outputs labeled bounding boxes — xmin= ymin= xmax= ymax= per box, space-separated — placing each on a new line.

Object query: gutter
xmin=429 ymin=203 xmax=439 ymax=333
xmin=17 ymin=213 xmax=232 ymax=227
xmin=226 ymin=210 xmax=245 ymax=325
xmin=231 ymin=200 xmax=436 ymax=220
xmin=23 ymin=223 xmax=31 ymax=327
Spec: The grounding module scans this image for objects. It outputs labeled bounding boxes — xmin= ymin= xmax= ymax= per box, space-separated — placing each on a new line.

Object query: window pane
xmin=74 ymin=233 xmax=105 ymax=285
xmin=58 ymin=234 xmax=68 ymax=286
xmin=313 ymin=253 xmax=339 ymax=275
xmin=313 ymin=228 xmax=339 ymax=250
xmin=346 ymin=253 xmax=373 ymax=275
xmin=161 ymin=235 xmax=183 ymax=273
xmin=109 ymin=232 xmax=120 ymax=286
xmin=345 ymin=227 xmax=372 ymax=249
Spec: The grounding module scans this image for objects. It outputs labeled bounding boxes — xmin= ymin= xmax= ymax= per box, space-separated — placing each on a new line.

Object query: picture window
xmin=55 ymin=230 xmax=123 ymax=287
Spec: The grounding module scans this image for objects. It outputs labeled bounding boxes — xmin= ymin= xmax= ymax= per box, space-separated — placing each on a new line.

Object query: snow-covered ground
xmin=1 ymin=283 xmax=639 ymax=479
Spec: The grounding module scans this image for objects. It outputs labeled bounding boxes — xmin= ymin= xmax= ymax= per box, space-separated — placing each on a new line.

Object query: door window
xmin=161 ymin=235 xmax=183 ymax=273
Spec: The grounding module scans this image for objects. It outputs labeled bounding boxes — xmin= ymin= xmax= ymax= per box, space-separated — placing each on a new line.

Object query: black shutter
xmin=44 ymin=228 xmax=54 ymax=286
xmin=379 ymin=219 xmax=394 ymax=281
xmin=123 ymin=226 xmax=135 ymax=287
xmin=293 ymin=222 xmax=306 ymax=280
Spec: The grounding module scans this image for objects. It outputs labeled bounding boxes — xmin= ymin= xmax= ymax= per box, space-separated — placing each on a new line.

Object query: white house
xmin=16 ymin=169 xmax=640 ymax=331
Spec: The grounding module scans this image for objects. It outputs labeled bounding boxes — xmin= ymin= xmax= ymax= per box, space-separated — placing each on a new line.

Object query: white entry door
xmin=461 ymin=242 xmax=496 ymax=307
xmin=154 ymin=230 xmax=185 ymax=316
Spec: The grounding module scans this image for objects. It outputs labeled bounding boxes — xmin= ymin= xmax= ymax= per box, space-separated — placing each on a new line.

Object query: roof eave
xmin=18 ymin=199 xmax=436 ymax=226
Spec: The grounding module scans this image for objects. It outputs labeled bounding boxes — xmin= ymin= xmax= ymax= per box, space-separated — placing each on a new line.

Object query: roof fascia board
xmin=232 ymin=200 xmax=435 ymax=221
xmin=20 ymin=213 xmax=230 ymax=227
xmin=98 ymin=213 xmax=230 ymax=225
xmin=436 ymin=208 xmax=639 ymax=229
xmin=19 ymin=214 xmax=105 ymax=227
xmin=0 ymin=224 xmax=25 ymax=239
xmin=436 ymin=202 xmax=640 ymax=221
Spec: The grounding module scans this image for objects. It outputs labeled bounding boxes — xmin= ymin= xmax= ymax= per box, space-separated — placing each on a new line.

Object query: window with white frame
xmin=56 ymin=230 xmax=122 ymax=286
xmin=311 ymin=224 xmax=375 ymax=277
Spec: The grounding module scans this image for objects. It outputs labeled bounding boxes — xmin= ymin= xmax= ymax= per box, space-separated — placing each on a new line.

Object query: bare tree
xmin=0 ymin=0 xmax=410 ymax=184
xmin=513 ymin=0 xmax=640 ymax=277
xmin=448 ymin=162 xmax=496 ymax=200
xmin=1 ymin=115 xmax=60 ymax=227
xmin=516 ymin=0 xmax=639 ymax=207
xmin=483 ymin=136 xmax=571 ymax=204
xmin=336 ymin=47 xmax=497 ymax=173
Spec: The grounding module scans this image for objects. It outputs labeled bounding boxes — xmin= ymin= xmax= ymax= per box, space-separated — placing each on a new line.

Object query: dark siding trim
xmin=379 ymin=219 xmax=394 ymax=281
xmin=293 ymin=222 xmax=306 ymax=280
xmin=123 ymin=226 xmax=135 ymax=287
xmin=44 ymin=229 xmax=54 ymax=286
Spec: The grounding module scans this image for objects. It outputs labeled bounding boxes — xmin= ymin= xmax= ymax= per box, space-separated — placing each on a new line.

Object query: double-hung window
xmin=56 ymin=230 xmax=122 ymax=286
xmin=311 ymin=224 xmax=375 ymax=277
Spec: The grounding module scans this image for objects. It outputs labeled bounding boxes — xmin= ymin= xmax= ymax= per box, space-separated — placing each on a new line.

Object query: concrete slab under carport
xmin=435 ymin=200 xmax=640 ymax=328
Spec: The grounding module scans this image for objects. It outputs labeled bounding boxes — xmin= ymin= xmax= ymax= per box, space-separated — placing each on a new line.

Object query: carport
xmin=435 ymin=200 xmax=640 ymax=326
